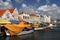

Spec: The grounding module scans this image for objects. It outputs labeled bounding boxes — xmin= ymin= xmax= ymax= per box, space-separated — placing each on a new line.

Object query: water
xmin=0 ymin=23 xmax=60 ymax=40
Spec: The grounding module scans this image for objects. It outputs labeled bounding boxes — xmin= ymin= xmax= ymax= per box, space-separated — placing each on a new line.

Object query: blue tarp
xmin=10 ymin=19 xmax=34 ymax=24
xmin=10 ymin=20 xmax=19 ymax=24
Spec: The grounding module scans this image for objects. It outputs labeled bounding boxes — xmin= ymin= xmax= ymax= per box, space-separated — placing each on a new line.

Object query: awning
xmin=0 ymin=19 xmax=11 ymax=24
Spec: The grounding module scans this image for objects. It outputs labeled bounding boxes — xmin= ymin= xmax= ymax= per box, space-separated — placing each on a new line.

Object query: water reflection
xmin=5 ymin=33 xmax=34 ymax=40
xmin=6 ymin=36 xmax=23 ymax=40
xmin=0 ymin=36 xmax=6 ymax=40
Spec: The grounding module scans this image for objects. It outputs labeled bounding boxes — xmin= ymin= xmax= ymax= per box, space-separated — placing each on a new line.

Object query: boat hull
xmin=34 ymin=24 xmax=56 ymax=30
xmin=5 ymin=30 xmax=34 ymax=36
xmin=34 ymin=27 xmax=46 ymax=30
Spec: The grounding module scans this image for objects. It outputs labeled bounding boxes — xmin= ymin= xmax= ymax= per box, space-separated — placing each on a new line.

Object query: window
xmin=23 ymin=16 xmax=29 ymax=19
xmin=6 ymin=13 xmax=10 ymax=18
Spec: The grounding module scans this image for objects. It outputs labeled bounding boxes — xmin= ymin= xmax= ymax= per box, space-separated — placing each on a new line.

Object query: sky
xmin=0 ymin=0 xmax=60 ymax=19
xmin=1 ymin=0 xmax=60 ymax=10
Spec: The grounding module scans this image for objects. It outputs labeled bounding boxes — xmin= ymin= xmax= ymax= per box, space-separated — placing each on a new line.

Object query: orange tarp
xmin=5 ymin=24 xmax=24 ymax=36
xmin=4 ymin=21 xmax=32 ymax=36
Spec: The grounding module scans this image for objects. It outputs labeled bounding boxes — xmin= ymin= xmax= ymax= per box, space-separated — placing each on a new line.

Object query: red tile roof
xmin=0 ymin=8 xmax=15 ymax=16
xmin=0 ymin=10 xmax=6 ymax=16
xmin=9 ymin=8 xmax=15 ymax=14
xmin=29 ymin=13 xmax=37 ymax=16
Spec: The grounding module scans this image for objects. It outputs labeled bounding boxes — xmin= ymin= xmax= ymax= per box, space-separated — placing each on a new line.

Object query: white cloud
xmin=20 ymin=3 xmax=41 ymax=14
xmin=0 ymin=0 xmax=12 ymax=9
xmin=21 ymin=3 xmax=60 ymax=19
xmin=52 ymin=4 xmax=57 ymax=7
xmin=37 ymin=5 xmax=48 ymax=11
xmin=4 ymin=2 xmax=9 ymax=6
xmin=21 ymin=3 xmax=37 ymax=13
xmin=22 ymin=3 xmax=27 ymax=8
xmin=37 ymin=4 xmax=59 ymax=11
xmin=37 ymin=4 xmax=60 ymax=19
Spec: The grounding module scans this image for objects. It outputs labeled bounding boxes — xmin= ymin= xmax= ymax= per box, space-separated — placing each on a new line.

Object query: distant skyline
xmin=0 ymin=0 xmax=60 ymax=19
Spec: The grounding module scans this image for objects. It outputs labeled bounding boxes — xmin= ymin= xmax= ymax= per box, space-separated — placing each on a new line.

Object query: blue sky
xmin=13 ymin=0 xmax=60 ymax=10
xmin=2 ymin=0 xmax=60 ymax=10
xmin=0 ymin=0 xmax=59 ymax=11
xmin=0 ymin=0 xmax=60 ymax=19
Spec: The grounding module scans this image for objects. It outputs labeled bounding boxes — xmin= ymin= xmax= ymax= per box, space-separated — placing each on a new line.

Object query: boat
xmin=0 ymin=19 xmax=34 ymax=36
xmin=34 ymin=23 xmax=56 ymax=30
xmin=34 ymin=27 xmax=46 ymax=30
xmin=46 ymin=23 xmax=57 ymax=29
xmin=5 ymin=25 xmax=34 ymax=36
xmin=5 ymin=29 xmax=33 ymax=36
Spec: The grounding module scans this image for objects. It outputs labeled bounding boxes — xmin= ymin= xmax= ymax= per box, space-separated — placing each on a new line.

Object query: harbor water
xmin=0 ymin=23 xmax=60 ymax=40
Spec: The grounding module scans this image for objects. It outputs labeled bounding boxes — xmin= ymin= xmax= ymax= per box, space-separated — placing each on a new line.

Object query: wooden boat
xmin=5 ymin=21 xmax=34 ymax=36
xmin=5 ymin=29 xmax=33 ymax=36
xmin=0 ymin=20 xmax=34 ymax=36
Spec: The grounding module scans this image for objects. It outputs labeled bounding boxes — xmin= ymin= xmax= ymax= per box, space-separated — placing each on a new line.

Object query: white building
xmin=2 ymin=10 xmax=13 ymax=20
xmin=18 ymin=12 xmax=30 ymax=21
xmin=29 ymin=13 xmax=40 ymax=23
xmin=43 ymin=15 xmax=51 ymax=23
xmin=0 ymin=8 xmax=19 ymax=21
xmin=9 ymin=8 xmax=19 ymax=20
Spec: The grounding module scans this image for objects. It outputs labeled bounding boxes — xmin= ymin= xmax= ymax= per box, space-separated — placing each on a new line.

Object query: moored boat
xmin=0 ymin=19 xmax=34 ymax=36
xmin=5 ymin=29 xmax=33 ymax=36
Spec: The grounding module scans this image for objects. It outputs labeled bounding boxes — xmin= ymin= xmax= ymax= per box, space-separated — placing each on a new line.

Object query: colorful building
xmin=0 ymin=8 xmax=19 ymax=21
